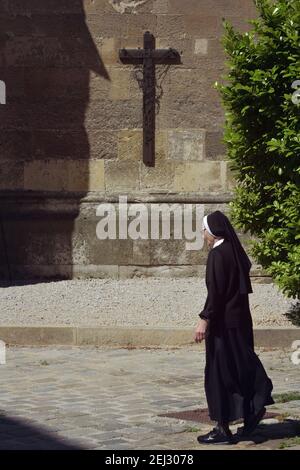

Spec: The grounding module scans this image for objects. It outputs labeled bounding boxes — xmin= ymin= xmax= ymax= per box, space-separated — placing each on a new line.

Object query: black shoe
xmin=238 ymin=407 xmax=266 ymax=436
xmin=197 ymin=426 xmax=234 ymax=445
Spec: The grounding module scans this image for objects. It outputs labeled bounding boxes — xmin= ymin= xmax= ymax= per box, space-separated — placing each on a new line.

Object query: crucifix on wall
xmin=119 ymin=31 xmax=181 ymax=167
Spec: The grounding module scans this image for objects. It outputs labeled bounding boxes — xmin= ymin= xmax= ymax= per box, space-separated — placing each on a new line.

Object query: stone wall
xmin=0 ymin=0 xmax=263 ymax=280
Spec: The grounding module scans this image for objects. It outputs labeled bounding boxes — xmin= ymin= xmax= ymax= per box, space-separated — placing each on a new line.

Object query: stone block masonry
xmin=0 ymin=0 xmax=258 ymax=280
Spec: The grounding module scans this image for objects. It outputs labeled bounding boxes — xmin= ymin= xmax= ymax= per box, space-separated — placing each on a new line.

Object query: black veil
xmin=206 ymin=210 xmax=253 ymax=294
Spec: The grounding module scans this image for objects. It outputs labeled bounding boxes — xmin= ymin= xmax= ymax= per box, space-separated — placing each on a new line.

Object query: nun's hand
xmin=194 ymin=319 xmax=208 ymax=343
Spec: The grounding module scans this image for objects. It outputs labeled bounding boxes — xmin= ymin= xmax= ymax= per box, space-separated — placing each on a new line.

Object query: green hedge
xmin=216 ymin=0 xmax=300 ymax=299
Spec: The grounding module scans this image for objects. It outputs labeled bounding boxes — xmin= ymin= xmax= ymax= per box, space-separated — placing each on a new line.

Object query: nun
xmin=195 ymin=210 xmax=274 ymax=444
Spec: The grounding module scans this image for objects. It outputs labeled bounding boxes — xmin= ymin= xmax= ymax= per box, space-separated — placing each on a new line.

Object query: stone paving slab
xmin=0 ymin=345 xmax=299 ymax=450
xmin=0 ymin=326 xmax=299 ymax=348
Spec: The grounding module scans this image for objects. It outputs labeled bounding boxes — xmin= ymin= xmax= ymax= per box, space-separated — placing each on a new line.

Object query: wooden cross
xmin=119 ymin=31 xmax=181 ymax=166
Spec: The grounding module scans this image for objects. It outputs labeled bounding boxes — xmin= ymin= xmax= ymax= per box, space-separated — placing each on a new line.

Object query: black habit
xmin=199 ymin=212 xmax=274 ymax=424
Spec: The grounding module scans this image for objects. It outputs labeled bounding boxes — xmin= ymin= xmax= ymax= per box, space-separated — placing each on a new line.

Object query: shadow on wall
xmin=0 ymin=0 xmax=109 ymax=283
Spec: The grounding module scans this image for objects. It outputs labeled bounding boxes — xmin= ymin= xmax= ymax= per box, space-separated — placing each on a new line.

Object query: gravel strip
xmin=0 ymin=279 xmax=297 ymax=328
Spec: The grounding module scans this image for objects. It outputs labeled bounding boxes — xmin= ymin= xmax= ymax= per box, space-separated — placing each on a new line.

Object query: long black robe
xmin=199 ymin=239 xmax=274 ymax=424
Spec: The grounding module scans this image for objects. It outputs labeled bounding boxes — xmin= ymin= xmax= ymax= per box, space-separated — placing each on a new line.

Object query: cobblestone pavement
xmin=0 ymin=345 xmax=299 ymax=450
